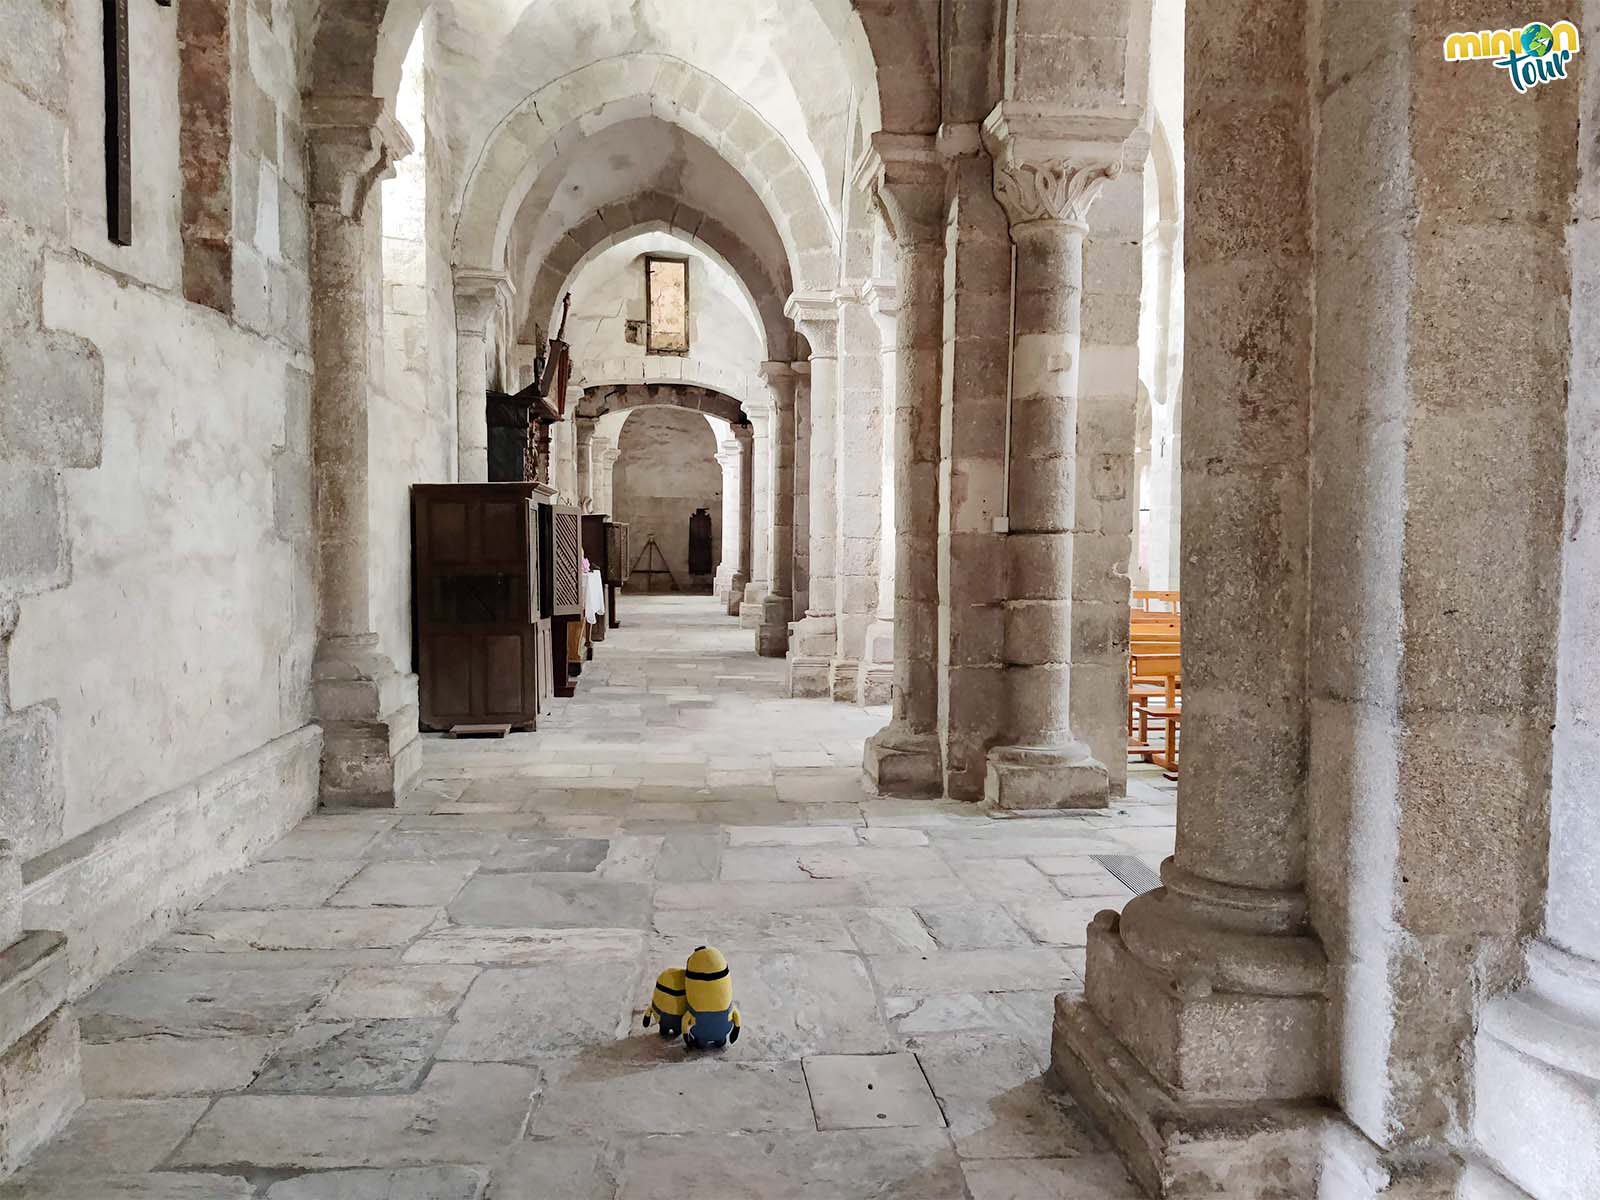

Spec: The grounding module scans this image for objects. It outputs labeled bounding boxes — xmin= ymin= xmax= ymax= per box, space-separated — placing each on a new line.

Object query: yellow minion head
xmin=685 ymin=945 xmax=732 ymax=1012
xmin=651 ymin=967 xmax=687 ymax=1018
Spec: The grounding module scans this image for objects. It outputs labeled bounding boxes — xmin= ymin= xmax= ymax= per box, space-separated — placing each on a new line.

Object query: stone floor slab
xmin=167 ymin=909 xmax=439 ymax=953
xmin=250 ymin=1018 xmax=448 ymax=1093
xmin=961 ymin=1156 xmax=1143 ymax=1199
xmin=803 ymin=1052 xmax=946 ymax=1130
xmin=79 ymin=964 xmax=344 ymax=1039
xmin=612 ymin=1129 xmax=967 ymax=1200
xmin=868 ymin=949 xmax=1075 ymax=997
xmin=81 ymin=1035 xmax=274 ymax=1098
xmin=530 ymin=1058 xmax=815 ymax=1136
xmin=264 ymin=1166 xmax=489 ymax=1198
xmin=485 ymin=1139 xmax=612 ymax=1199
xmin=19 ymin=1100 xmax=210 ymax=1177
xmin=483 ymin=838 xmax=611 ymax=873
xmin=727 ymin=951 xmax=896 ymax=1059
xmin=448 ymin=875 xmax=651 ymax=929
xmin=171 ymin=1063 xmax=540 ymax=1170
xmin=203 ymin=861 xmax=364 ymax=910
xmin=0 ymin=1175 xmax=254 ymax=1198
xmin=916 ymin=903 xmax=1034 ymax=950
xmin=329 ymin=861 xmax=479 ymax=908
xmin=311 ymin=965 xmax=480 ymax=1020
xmin=403 ymin=927 xmax=644 ymax=967
xmin=439 ymin=963 xmax=638 ymax=1060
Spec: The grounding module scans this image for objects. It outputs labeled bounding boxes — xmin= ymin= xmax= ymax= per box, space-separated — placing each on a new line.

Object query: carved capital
xmin=454 ymin=268 xmax=515 ymax=336
xmin=784 ymin=292 xmax=840 ymax=359
xmin=758 ymin=361 xmax=799 ymax=411
xmin=853 ymin=133 xmax=945 ymax=247
xmin=982 ymin=104 xmax=1136 ymax=232
xmin=304 ymin=96 xmax=413 ymax=220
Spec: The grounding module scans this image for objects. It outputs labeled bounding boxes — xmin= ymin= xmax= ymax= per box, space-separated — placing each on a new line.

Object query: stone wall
xmin=374 ymin=17 xmax=456 ymax=670
xmin=614 ymin=408 xmax=723 ymax=591
xmin=0 ymin=0 xmax=320 ymax=994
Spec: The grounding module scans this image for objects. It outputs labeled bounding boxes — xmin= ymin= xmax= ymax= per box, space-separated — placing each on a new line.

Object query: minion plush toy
xmin=642 ymin=967 xmax=687 ymax=1039
xmin=682 ymin=945 xmax=741 ymax=1050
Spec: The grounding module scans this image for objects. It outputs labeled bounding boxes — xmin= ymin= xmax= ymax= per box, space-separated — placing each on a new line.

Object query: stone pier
xmin=729 ymin=423 xmax=754 ymax=616
xmin=757 ymin=363 xmax=798 ymax=657
xmin=306 ymin=97 xmax=421 ymax=809
xmin=979 ymin=107 xmax=1127 ymax=813
xmin=860 ymin=136 xmax=947 ymax=797
xmin=786 ymin=297 xmax=840 ymax=697
xmin=452 ymin=268 xmax=513 ymax=484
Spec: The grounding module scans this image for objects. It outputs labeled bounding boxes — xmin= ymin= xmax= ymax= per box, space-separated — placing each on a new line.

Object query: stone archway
xmin=521 ymin=194 xmax=793 ymax=361
xmin=453 ymin=54 xmax=839 ymax=294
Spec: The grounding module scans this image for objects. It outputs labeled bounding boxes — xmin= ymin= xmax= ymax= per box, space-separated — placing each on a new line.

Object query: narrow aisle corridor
xmin=11 ymin=596 xmax=1173 ymax=1199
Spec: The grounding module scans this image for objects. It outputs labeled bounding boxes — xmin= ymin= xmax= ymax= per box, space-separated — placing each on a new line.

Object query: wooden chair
xmin=1132 ymin=589 xmax=1181 ymax=615
xmin=1128 ymin=652 xmax=1181 ymax=780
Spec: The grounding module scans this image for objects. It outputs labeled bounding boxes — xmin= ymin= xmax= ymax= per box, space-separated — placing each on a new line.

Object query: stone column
xmin=860 ymin=135 xmax=946 ymax=796
xmin=791 ymin=365 xmax=812 ymax=621
xmin=859 ymin=275 xmax=898 ymax=706
xmin=740 ymin=401 xmax=772 ymax=629
xmin=932 ymin=149 xmax=1016 ymax=800
xmin=977 ymin=109 xmax=1127 ymax=812
xmin=832 ymin=290 xmax=885 ymax=704
xmin=574 ymin=416 xmax=596 ymax=513
xmin=757 ymin=363 xmax=798 ymax=657
xmin=729 ymin=423 xmax=754 ymax=616
xmin=453 ymin=268 xmax=513 ymax=484
xmin=305 ymin=96 xmax=421 ymax=808
xmin=592 ymin=440 xmax=619 ymax=517
xmin=714 ymin=438 xmax=743 ymax=605
xmin=786 ymin=297 xmax=840 ymax=697
xmin=1051 ymin=14 xmax=1329 ymax=1189
xmin=0 ymin=599 xmax=81 ymax=1176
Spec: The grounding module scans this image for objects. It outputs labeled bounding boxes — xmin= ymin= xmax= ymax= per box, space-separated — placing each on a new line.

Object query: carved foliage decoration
xmin=992 ymin=156 xmax=1124 ymax=229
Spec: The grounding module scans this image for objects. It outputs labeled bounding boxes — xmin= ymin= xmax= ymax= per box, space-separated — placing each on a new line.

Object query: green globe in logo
xmin=1523 ymin=22 xmax=1555 ymax=56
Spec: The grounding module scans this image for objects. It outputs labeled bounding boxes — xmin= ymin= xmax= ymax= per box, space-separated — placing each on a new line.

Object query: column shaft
xmin=863 ymin=232 xmax=944 ymax=795
xmin=758 ymin=365 xmax=798 ymax=657
xmin=859 ymin=277 xmax=899 ymax=706
xmin=979 ymin=123 xmax=1110 ymax=813
xmin=788 ymin=300 xmax=840 ymax=697
xmin=306 ymin=98 xmax=420 ymax=809
xmin=832 ymin=296 xmax=884 ymax=703
xmin=730 ymin=425 xmax=754 ymax=616
xmin=1047 ymin=25 xmax=1328 ymax=1181
xmin=714 ymin=438 xmax=742 ymax=605
xmin=574 ymin=417 xmax=596 ymax=513
xmin=740 ymin=408 xmax=772 ymax=629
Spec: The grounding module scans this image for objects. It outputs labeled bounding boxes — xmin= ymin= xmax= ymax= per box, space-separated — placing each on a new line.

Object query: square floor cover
xmin=802 ymin=1053 xmax=947 ymax=1131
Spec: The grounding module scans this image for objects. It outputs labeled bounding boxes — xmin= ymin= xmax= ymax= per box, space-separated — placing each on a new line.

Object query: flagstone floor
xmin=8 ymin=594 xmax=1175 ymax=1199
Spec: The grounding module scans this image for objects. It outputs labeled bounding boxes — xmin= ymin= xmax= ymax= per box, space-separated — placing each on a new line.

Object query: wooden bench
xmin=1128 ymin=651 xmax=1181 ymax=780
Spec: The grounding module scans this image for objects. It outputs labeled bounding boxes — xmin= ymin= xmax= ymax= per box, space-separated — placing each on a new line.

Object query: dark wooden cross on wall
xmin=104 ymin=0 xmax=172 ymax=245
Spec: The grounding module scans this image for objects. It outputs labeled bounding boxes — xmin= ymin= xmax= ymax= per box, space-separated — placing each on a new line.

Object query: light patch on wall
xmin=646 ymin=255 xmax=689 ymax=354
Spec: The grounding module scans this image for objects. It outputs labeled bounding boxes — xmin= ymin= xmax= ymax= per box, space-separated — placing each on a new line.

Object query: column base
xmin=858 ymin=664 xmax=893 ymax=707
xmin=985 ymin=742 xmax=1109 ymax=812
xmin=0 ymin=933 xmax=81 ymax=1178
xmin=1318 ymin=1119 xmax=1499 ymax=1199
xmin=1473 ymin=941 xmax=1600 ymax=1198
xmin=1051 ymin=995 xmax=1327 ymax=1199
xmin=739 ymin=583 xmax=768 ymax=630
xmin=786 ymin=614 xmax=837 ymax=696
xmin=858 ymin=618 xmax=894 ymax=707
xmin=863 ymin=722 xmax=943 ymax=798
xmin=829 ymin=658 xmax=860 ymax=703
xmin=726 ymin=573 xmax=750 ymax=617
xmin=757 ymin=594 xmax=792 ymax=658
xmin=313 ymin=635 xmax=422 ymax=809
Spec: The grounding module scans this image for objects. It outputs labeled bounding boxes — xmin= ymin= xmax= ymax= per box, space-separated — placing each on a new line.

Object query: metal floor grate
xmin=1092 ymin=854 xmax=1163 ymax=895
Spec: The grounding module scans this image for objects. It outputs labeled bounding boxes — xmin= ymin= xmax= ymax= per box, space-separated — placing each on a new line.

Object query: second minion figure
xmin=681 ymin=945 xmax=741 ymax=1050
xmin=642 ymin=967 xmax=687 ymax=1039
